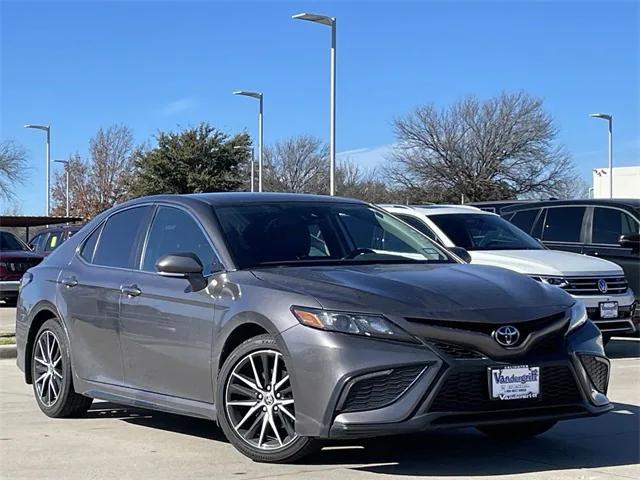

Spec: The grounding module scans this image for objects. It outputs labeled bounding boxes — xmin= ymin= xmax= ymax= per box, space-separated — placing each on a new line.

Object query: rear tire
xmin=477 ymin=420 xmax=557 ymax=440
xmin=216 ymin=334 xmax=320 ymax=463
xmin=31 ymin=319 xmax=93 ymax=418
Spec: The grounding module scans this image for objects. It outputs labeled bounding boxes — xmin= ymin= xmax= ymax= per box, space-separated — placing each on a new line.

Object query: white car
xmin=382 ymin=204 xmax=637 ymax=342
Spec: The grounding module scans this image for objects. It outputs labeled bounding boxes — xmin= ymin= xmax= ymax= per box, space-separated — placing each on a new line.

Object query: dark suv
xmin=501 ymin=199 xmax=640 ymax=310
xmin=28 ymin=224 xmax=81 ymax=256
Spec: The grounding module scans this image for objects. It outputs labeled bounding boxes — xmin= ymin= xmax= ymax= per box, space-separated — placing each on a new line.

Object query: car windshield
xmin=214 ymin=202 xmax=454 ymax=269
xmin=428 ymin=213 xmax=543 ymax=251
xmin=0 ymin=231 xmax=29 ymax=251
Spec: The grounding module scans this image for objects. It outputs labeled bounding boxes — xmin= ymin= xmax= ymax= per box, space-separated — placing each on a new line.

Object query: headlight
xmin=532 ymin=276 xmax=570 ymax=288
xmin=19 ymin=271 xmax=33 ymax=290
xmin=291 ymin=307 xmax=418 ymax=343
xmin=567 ymin=301 xmax=588 ymax=334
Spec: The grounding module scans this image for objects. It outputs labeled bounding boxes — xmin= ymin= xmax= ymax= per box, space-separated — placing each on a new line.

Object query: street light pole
xmin=292 ymin=12 xmax=337 ymax=196
xmin=54 ymin=160 xmax=70 ymax=216
xmin=590 ymin=113 xmax=613 ymax=198
xmin=24 ymin=124 xmax=51 ymax=215
xmin=233 ymin=91 xmax=264 ymax=192
xmin=233 ymin=145 xmax=255 ymax=192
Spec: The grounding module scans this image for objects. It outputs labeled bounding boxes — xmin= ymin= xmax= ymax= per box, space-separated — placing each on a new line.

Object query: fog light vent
xmin=579 ymin=354 xmax=609 ymax=394
xmin=339 ymin=365 xmax=426 ymax=413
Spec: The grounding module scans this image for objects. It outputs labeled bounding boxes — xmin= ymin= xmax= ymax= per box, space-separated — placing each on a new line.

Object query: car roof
xmin=121 ymin=192 xmax=366 ymax=209
xmin=382 ymin=204 xmax=493 ymax=216
xmin=501 ymin=198 xmax=640 ymax=213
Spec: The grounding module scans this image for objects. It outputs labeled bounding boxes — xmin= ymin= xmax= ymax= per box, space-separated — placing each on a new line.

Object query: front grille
xmin=430 ymin=341 xmax=486 ymax=359
xmin=429 ymin=365 xmax=581 ymax=412
xmin=579 ymin=355 xmax=609 ymax=394
xmin=563 ymin=277 xmax=628 ymax=295
xmin=340 ymin=365 xmax=425 ymax=412
xmin=406 ymin=312 xmax=566 ymax=338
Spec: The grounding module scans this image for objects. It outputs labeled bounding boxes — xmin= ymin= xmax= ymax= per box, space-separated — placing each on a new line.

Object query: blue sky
xmin=2 ymin=0 xmax=638 ymax=214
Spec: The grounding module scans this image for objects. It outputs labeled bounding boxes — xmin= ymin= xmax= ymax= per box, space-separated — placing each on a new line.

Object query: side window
xmin=396 ymin=214 xmax=438 ymax=241
xmin=142 ymin=206 xmax=218 ymax=275
xmin=93 ymin=206 xmax=152 ymax=268
xmin=592 ymin=208 xmax=639 ymax=245
xmin=80 ymin=225 xmax=102 ymax=262
xmin=541 ymin=207 xmax=586 ymax=242
xmin=29 ymin=233 xmax=45 ymax=252
xmin=45 ymin=231 xmax=63 ymax=252
xmin=509 ymin=209 xmax=541 ymax=234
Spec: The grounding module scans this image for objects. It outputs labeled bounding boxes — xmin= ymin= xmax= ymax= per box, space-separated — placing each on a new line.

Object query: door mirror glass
xmin=619 ymin=233 xmax=640 ymax=251
xmin=449 ymin=246 xmax=472 ymax=263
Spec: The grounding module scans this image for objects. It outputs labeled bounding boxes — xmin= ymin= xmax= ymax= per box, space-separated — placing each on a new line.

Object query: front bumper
xmin=0 ymin=281 xmax=20 ymax=299
xmin=574 ymin=290 xmax=637 ymax=335
xmin=280 ymin=320 xmax=612 ymax=440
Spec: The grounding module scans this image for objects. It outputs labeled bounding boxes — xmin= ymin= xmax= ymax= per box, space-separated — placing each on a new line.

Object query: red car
xmin=0 ymin=231 xmax=44 ymax=304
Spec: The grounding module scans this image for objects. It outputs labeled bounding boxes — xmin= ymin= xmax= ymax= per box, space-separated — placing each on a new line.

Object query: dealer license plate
xmin=489 ymin=365 xmax=540 ymax=401
xmin=600 ymin=301 xmax=619 ymax=319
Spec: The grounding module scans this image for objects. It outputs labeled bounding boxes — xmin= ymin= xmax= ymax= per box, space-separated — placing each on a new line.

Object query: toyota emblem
xmin=598 ymin=279 xmax=608 ymax=294
xmin=493 ymin=325 xmax=521 ymax=347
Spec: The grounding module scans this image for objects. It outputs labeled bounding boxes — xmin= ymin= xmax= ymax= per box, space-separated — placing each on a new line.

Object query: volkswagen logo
xmin=493 ymin=325 xmax=520 ymax=347
xmin=598 ymin=279 xmax=608 ymax=294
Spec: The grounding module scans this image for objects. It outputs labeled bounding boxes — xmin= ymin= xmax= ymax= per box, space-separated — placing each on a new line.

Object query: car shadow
xmin=606 ymin=337 xmax=640 ymax=359
xmin=86 ymin=401 xmax=639 ymax=475
xmin=85 ymin=401 xmax=227 ymax=442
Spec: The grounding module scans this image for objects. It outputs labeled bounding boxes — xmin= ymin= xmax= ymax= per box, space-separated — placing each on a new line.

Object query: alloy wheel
xmin=225 ymin=349 xmax=297 ymax=450
xmin=33 ymin=330 xmax=63 ymax=407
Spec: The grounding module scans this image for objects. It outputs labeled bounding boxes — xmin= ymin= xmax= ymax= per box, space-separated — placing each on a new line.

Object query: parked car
xmin=17 ymin=193 xmax=611 ymax=462
xmin=0 ymin=231 xmax=44 ymax=304
xmin=500 ymin=199 xmax=640 ymax=300
xmin=28 ymin=224 xmax=81 ymax=255
xmin=382 ymin=204 xmax=637 ymax=342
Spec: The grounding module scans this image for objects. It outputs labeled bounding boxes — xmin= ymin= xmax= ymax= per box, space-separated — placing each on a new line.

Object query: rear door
xmin=119 ymin=205 xmax=219 ymax=402
xmin=59 ymin=205 xmax=152 ymax=385
xmin=538 ymin=206 xmax=587 ymax=254
xmin=586 ymin=206 xmax=640 ymax=294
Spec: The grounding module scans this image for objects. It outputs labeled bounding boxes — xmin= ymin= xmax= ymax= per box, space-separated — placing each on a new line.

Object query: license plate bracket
xmin=489 ymin=365 xmax=540 ymax=401
xmin=599 ymin=301 xmax=619 ymax=319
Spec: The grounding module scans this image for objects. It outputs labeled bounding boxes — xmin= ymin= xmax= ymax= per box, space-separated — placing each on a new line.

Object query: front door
xmin=119 ymin=205 xmax=219 ymax=402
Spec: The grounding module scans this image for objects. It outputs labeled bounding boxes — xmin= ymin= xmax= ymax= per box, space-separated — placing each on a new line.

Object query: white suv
xmin=382 ymin=204 xmax=637 ymax=343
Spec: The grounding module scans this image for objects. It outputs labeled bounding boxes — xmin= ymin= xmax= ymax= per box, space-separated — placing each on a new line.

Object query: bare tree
xmin=335 ymin=159 xmax=393 ymax=203
xmin=388 ymin=92 xmax=579 ymax=202
xmin=263 ymin=135 xmax=328 ymax=194
xmin=0 ymin=140 xmax=28 ymax=202
xmin=51 ymin=125 xmax=136 ymax=219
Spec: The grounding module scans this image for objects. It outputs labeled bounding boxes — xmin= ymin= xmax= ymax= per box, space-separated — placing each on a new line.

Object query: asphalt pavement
xmin=0 ymin=336 xmax=638 ymax=479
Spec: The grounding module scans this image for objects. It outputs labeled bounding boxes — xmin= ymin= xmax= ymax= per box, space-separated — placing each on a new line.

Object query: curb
xmin=0 ymin=344 xmax=17 ymax=359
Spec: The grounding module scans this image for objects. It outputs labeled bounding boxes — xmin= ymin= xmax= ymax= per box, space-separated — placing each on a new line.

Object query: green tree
xmin=131 ymin=123 xmax=250 ymax=196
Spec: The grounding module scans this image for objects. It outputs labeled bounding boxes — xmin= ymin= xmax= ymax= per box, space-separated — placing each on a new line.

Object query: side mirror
xmin=619 ymin=233 xmax=640 ymax=251
xmin=156 ymin=253 xmax=211 ymax=292
xmin=450 ymin=246 xmax=472 ymax=263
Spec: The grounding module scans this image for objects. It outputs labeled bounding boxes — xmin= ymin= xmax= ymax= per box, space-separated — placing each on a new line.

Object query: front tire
xmin=216 ymin=334 xmax=319 ymax=463
xmin=477 ymin=420 xmax=557 ymax=440
xmin=31 ymin=319 xmax=93 ymax=418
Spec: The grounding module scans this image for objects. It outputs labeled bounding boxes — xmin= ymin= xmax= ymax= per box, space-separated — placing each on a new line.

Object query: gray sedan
xmin=16 ymin=193 xmax=612 ymax=463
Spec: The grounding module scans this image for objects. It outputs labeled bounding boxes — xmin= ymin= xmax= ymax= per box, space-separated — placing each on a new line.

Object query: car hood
xmin=252 ymin=263 xmax=573 ymax=324
xmin=469 ymin=249 xmax=623 ymax=277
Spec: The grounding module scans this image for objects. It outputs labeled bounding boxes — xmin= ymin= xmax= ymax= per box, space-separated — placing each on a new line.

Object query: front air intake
xmin=579 ymin=355 xmax=610 ymax=394
xmin=339 ymin=365 xmax=426 ymax=412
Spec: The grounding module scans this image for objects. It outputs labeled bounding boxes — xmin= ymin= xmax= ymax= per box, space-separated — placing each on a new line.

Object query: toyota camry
xmin=16 ymin=193 xmax=612 ymax=463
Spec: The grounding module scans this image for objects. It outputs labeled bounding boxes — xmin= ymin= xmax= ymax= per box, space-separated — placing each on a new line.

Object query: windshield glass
xmin=0 ymin=231 xmax=28 ymax=251
xmin=214 ymin=202 xmax=454 ymax=268
xmin=428 ymin=213 xmax=543 ymax=251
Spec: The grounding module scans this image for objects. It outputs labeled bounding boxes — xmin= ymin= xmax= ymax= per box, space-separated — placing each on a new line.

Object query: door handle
xmin=60 ymin=276 xmax=78 ymax=288
xmin=120 ymin=284 xmax=142 ymax=297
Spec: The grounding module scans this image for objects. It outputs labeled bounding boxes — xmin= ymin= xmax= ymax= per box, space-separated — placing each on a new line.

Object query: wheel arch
xmin=24 ymin=301 xmax=68 ymax=384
